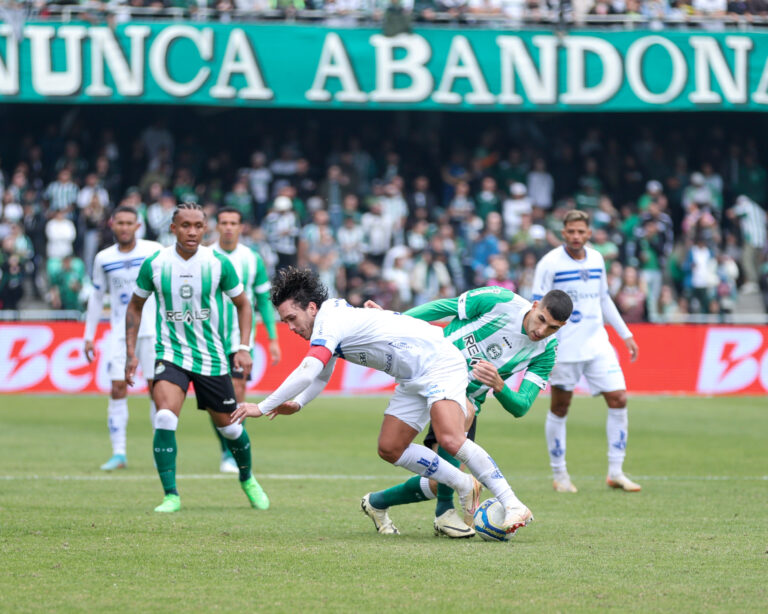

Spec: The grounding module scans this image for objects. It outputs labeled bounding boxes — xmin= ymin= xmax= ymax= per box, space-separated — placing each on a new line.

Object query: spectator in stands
xmin=685 ymin=232 xmax=719 ymax=313
xmin=527 ymin=157 xmax=554 ymax=210
xmin=264 ymin=195 xmax=300 ymax=271
xmin=683 ymin=172 xmax=720 ymax=216
xmin=147 ymin=191 xmax=176 ymax=247
xmin=485 ymin=252 xmax=516 ymax=291
xmin=615 ymin=265 xmax=647 ymax=323
xmin=407 ymin=175 xmax=439 ymax=223
xmin=592 ymin=227 xmax=620 ymax=269
xmin=48 ymin=254 xmax=89 ymax=310
xmin=45 ymin=207 xmax=76 ymax=269
xmin=45 ymin=168 xmax=79 ymax=215
xmin=735 ymin=153 xmax=767 ymax=207
xmin=636 ymin=219 xmax=666 ymax=321
xmin=81 ymin=192 xmax=108 ymax=276
xmin=224 ymin=176 xmax=255 ymax=223
xmin=727 ymin=195 xmax=767 ymax=294
xmin=502 ymin=182 xmax=532 ymax=239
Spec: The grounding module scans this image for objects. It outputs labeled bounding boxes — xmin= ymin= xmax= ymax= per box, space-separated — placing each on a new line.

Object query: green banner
xmin=1 ymin=22 xmax=768 ymax=111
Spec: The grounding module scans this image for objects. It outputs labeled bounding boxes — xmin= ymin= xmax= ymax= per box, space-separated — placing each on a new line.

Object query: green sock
xmin=153 ymin=429 xmax=178 ymax=495
xmin=225 ymin=428 xmax=252 ymax=483
xmin=435 ymin=446 xmax=460 ymax=517
xmin=370 ymin=475 xmax=428 ymax=509
xmin=211 ymin=418 xmax=229 ymax=454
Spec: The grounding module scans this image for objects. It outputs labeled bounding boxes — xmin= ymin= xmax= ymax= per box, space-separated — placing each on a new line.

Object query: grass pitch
xmin=1 ymin=394 xmax=766 ymax=613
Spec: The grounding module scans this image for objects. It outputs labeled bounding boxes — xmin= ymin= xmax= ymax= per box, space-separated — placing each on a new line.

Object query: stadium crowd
xmin=0 ymin=109 xmax=766 ymax=321
xmin=9 ymin=0 xmax=768 ymax=25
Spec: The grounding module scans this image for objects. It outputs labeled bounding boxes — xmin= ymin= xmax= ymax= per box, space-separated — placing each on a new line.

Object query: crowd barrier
xmin=0 ymin=322 xmax=766 ymax=395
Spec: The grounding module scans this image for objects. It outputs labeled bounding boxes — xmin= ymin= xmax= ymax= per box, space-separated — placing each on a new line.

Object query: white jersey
xmin=532 ymin=245 xmax=622 ymax=362
xmin=85 ymin=240 xmax=162 ymax=341
xmin=309 ymin=299 xmax=460 ymax=382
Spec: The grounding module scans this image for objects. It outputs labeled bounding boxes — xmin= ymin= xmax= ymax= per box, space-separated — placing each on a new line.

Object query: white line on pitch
xmin=0 ymin=474 xmax=766 ymax=482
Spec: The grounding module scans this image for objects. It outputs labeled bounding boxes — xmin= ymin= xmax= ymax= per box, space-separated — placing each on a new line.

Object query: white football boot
xmin=456 ymin=475 xmax=483 ymax=526
xmin=360 ymin=493 xmax=400 ymax=535
xmin=552 ymin=472 xmax=578 ymax=493
xmin=434 ymin=508 xmax=475 ymax=538
xmin=502 ymin=504 xmax=534 ymax=538
xmin=606 ymin=473 xmax=642 ymax=492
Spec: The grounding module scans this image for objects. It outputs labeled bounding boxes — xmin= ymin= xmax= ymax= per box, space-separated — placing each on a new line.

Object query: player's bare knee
xmin=605 ymin=390 xmax=627 ymax=408
xmin=550 ymin=404 xmax=569 ymax=417
xmin=435 ymin=432 xmax=464 ymax=456
xmin=111 ymin=382 xmax=127 ymax=399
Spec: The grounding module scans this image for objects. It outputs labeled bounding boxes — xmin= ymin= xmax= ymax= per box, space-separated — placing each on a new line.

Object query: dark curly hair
xmin=271 ymin=266 xmax=329 ymax=309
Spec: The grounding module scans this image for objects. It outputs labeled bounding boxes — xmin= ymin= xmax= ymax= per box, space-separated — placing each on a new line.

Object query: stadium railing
xmin=21 ymin=5 xmax=768 ymax=29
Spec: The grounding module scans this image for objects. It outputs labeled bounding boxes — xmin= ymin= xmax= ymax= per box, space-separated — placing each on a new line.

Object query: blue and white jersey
xmin=531 ymin=244 xmax=612 ymax=362
xmin=85 ymin=240 xmax=161 ymax=340
xmin=309 ymin=299 xmax=460 ymax=382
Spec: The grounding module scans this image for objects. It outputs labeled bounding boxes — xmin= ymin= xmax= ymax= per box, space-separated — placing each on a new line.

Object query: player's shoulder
xmin=584 ymin=245 xmax=607 ymax=267
xmin=536 ymin=245 xmax=565 ymax=267
xmin=93 ymin=244 xmax=117 ymax=264
xmin=138 ymin=239 xmax=163 ymax=255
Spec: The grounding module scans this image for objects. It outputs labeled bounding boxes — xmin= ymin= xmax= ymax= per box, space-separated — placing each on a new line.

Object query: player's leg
xmin=137 ymin=338 xmax=158 ymax=431
xmin=603 ymin=389 xmax=641 ymax=492
xmin=101 ymin=338 xmax=130 ymax=471
xmin=585 ymin=353 xmax=641 ymax=492
xmin=547 ymin=361 xmax=579 ymax=493
xmin=197 ymin=373 xmax=269 ymax=510
xmin=150 ymin=364 xmax=188 ymax=513
xmin=430 ymin=398 xmax=531 ymax=536
xmin=212 ymin=354 xmax=245 ymax=474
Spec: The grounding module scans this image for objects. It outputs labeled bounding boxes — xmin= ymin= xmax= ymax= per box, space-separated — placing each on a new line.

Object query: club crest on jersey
xmin=487 ymin=343 xmax=503 ymax=360
xmin=580 ymin=269 xmax=590 ymax=281
xmin=179 ymin=284 xmax=194 ymax=299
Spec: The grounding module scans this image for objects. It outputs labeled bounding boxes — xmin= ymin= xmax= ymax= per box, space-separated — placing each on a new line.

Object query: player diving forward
xmin=84 ymin=205 xmax=161 ymax=471
xmin=362 ymin=287 xmax=573 ymax=537
xmin=125 ymin=202 xmax=267 ymax=512
xmin=211 ymin=207 xmax=281 ymax=475
xmin=231 ymin=267 xmax=535 ymax=537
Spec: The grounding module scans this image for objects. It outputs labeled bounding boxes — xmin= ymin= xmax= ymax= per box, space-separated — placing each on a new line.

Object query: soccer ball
xmin=473 ymin=497 xmax=509 ymax=542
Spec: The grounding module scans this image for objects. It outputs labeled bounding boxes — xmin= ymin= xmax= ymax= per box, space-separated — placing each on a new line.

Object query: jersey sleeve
xmin=218 ymin=253 xmax=243 ymax=298
xmin=457 ymin=287 xmax=519 ymax=320
xmin=405 ymin=298 xmax=460 ymax=321
xmin=531 ymin=257 xmax=554 ymax=301
xmin=253 ymin=253 xmax=277 ymax=339
xmin=523 ymin=338 xmax=557 ymax=389
xmin=83 ymin=253 xmax=106 ymax=341
xmin=133 ymin=257 xmax=155 ymax=299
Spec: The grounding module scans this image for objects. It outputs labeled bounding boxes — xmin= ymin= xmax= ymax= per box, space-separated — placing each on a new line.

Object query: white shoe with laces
xmin=502 ymin=505 xmax=534 ymax=538
xmin=456 ymin=475 xmax=483 ymax=527
xmin=433 ymin=508 xmax=475 ymax=538
xmin=360 ymin=493 xmax=399 ymax=535
xmin=606 ymin=473 xmax=642 ymax=492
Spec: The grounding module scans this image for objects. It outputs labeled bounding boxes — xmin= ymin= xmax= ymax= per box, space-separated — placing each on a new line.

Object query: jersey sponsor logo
xmin=384 ymin=353 xmax=393 ymax=373
xmin=165 ymin=308 xmax=211 ymax=323
xmin=469 ymin=287 xmax=502 ymax=297
xmin=388 ymin=340 xmax=413 ymax=350
xmin=110 ymin=277 xmax=136 ymax=290
xmin=179 ymin=284 xmax=194 ymax=299
xmin=570 ymin=310 xmax=582 ymax=323
xmin=463 ymin=332 xmax=480 ymax=356
xmin=487 ymin=343 xmax=503 ymax=360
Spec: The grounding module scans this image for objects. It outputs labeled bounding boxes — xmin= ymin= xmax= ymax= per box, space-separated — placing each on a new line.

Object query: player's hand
xmin=234 ymin=349 xmax=253 ymax=376
xmin=469 ymin=359 xmax=504 ymax=393
xmin=624 ymin=337 xmax=639 ymax=362
xmin=268 ymin=338 xmax=282 ymax=365
xmin=230 ymin=402 xmax=263 ymax=424
xmin=267 ymin=401 xmax=301 ymax=421
xmin=84 ymin=340 xmax=95 ymax=363
xmin=364 ymin=300 xmax=383 ymax=310
xmin=125 ymin=355 xmax=138 ymax=387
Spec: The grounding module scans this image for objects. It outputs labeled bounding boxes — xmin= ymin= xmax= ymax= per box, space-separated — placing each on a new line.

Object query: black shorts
xmin=228 ymin=353 xmax=252 ymax=381
xmin=423 ymin=413 xmax=478 ymax=450
xmin=153 ymin=360 xmax=238 ymax=413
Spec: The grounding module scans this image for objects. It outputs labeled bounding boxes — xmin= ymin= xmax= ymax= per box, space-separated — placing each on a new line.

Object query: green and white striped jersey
xmin=406 ymin=287 xmax=557 ymax=412
xmin=134 ymin=245 xmax=244 ymax=376
xmin=212 ymin=241 xmax=274 ymax=354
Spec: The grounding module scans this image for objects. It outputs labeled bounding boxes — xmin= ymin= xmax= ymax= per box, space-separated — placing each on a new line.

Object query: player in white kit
xmin=84 ymin=206 xmax=161 ymax=470
xmin=532 ymin=210 xmax=641 ymax=493
xmin=231 ymin=267 xmax=535 ymax=538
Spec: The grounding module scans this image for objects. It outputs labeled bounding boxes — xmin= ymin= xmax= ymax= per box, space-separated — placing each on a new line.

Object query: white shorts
xmin=108 ymin=336 xmax=155 ymax=382
xmin=550 ymin=349 xmax=626 ymax=396
xmin=384 ymin=354 xmax=469 ymax=433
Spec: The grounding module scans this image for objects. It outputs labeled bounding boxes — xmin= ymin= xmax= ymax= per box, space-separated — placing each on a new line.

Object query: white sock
xmin=108 ymin=398 xmax=128 ymax=456
xmin=545 ymin=411 xmax=568 ymax=475
xmin=607 ymin=408 xmax=628 ymax=476
xmin=419 ymin=477 xmax=436 ymax=500
xmin=454 ymin=439 xmax=521 ymax=510
xmin=149 ymin=400 xmax=157 ymax=431
xmin=393 ymin=443 xmax=469 ymax=492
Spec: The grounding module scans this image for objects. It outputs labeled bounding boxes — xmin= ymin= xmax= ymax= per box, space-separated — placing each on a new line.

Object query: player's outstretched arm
xmin=125 ymin=293 xmax=147 ymax=387
xmin=83 ymin=283 xmax=105 ymax=363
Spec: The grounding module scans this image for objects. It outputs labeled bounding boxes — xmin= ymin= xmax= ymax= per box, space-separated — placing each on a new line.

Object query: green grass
xmin=1 ymin=395 xmax=766 ymax=613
